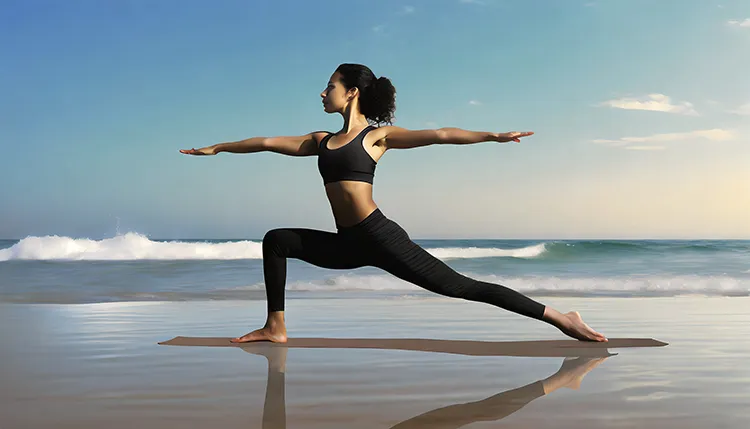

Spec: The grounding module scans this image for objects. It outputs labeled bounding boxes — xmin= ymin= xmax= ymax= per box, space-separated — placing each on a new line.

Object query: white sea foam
xmin=0 ymin=234 xmax=547 ymax=261
xmin=230 ymin=273 xmax=749 ymax=297
xmin=428 ymin=243 xmax=547 ymax=259
xmin=0 ymin=233 xmax=263 ymax=261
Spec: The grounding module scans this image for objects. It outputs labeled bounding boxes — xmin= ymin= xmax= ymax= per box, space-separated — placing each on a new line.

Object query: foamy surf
xmin=0 ymin=233 xmax=263 ymax=261
xmin=232 ymin=273 xmax=749 ymax=297
xmin=429 ymin=243 xmax=546 ymax=259
xmin=0 ymin=234 xmax=547 ymax=261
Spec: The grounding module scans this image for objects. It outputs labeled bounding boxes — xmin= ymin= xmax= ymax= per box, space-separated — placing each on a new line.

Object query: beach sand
xmin=2 ymin=296 xmax=749 ymax=428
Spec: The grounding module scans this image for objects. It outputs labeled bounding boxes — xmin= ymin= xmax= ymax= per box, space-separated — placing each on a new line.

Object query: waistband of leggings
xmin=337 ymin=208 xmax=388 ymax=232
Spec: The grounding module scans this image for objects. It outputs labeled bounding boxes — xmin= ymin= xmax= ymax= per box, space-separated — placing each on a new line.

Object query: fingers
xmin=509 ymin=131 xmax=534 ymax=143
xmin=179 ymin=148 xmax=202 ymax=155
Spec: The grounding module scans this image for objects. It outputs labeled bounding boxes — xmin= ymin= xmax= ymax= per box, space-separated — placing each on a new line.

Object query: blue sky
xmin=2 ymin=0 xmax=749 ymax=239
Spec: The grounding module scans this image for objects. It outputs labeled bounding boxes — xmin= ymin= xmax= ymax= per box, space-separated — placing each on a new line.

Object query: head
xmin=320 ymin=63 xmax=396 ymax=125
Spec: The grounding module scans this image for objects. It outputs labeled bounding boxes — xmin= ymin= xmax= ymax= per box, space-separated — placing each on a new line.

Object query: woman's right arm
xmin=180 ymin=132 xmax=327 ymax=157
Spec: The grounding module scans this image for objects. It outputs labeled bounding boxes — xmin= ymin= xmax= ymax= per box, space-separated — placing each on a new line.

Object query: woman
xmin=180 ymin=63 xmax=607 ymax=344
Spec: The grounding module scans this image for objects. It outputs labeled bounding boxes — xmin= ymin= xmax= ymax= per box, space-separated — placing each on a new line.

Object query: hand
xmin=179 ymin=146 xmax=216 ymax=156
xmin=496 ymin=131 xmax=534 ymax=143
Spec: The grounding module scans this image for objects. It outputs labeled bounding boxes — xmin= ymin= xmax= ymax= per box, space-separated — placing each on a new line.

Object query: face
xmin=320 ymin=71 xmax=357 ymax=113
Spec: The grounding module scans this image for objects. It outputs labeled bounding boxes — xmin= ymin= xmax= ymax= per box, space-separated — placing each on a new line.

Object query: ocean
xmin=1 ymin=234 xmax=748 ymax=304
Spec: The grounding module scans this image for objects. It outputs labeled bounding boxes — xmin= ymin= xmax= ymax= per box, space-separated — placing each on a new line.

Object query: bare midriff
xmin=325 ymin=181 xmax=379 ymax=228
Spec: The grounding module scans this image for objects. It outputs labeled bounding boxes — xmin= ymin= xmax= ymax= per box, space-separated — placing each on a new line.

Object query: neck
xmin=339 ymin=104 xmax=369 ymax=133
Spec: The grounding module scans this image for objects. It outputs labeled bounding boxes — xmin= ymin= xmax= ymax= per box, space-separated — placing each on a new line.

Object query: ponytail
xmin=335 ymin=64 xmax=397 ymax=125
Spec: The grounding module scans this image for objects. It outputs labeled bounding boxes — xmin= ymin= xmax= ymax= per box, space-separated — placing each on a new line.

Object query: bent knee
xmin=263 ymin=228 xmax=286 ymax=244
xmin=263 ymin=228 xmax=298 ymax=255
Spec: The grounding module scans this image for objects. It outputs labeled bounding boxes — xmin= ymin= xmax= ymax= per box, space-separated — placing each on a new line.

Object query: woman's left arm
xmin=378 ymin=126 xmax=534 ymax=150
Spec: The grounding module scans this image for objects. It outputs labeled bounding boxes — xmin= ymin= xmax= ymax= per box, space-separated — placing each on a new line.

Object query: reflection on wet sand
xmin=242 ymin=345 xmax=611 ymax=429
xmin=160 ymin=335 xmax=665 ymax=357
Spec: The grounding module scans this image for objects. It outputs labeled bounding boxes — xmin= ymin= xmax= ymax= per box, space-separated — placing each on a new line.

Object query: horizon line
xmin=2 ymin=236 xmax=750 ymax=241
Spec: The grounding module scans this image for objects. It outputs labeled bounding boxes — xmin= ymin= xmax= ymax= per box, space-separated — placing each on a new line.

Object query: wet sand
xmin=2 ymin=296 xmax=749 ymax=428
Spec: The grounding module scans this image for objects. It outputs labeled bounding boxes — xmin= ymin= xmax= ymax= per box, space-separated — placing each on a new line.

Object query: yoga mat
xmin=158 ymin=337 xmax=667 ymax=358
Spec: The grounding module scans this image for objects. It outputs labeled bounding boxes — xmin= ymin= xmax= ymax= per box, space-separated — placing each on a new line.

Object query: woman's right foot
xmin=230 ymin=326 xmax=288 ymax=344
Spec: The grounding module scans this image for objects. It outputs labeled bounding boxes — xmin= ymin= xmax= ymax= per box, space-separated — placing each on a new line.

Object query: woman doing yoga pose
xmin=180 ymin=63 xmax=607 ymax=344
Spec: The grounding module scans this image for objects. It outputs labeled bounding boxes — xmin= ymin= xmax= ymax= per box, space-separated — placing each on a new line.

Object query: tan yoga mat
xmin=158 ymin=336 xmax=667 ymax=358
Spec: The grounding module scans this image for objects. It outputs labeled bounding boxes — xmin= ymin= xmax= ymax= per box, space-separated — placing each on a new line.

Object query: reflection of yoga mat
xmin=159 ymin=337 xmax=667 ymax=357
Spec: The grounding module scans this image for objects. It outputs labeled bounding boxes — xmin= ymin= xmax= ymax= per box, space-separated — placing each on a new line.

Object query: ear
xmin=347 ymin=86 xmax=360 ymax=101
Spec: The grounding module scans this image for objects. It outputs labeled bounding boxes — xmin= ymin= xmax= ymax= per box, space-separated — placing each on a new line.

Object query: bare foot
xmin=559 ymin=311 xmax=607 ymax=342
xmin=230 ymin=326 xmax=288 ymax=344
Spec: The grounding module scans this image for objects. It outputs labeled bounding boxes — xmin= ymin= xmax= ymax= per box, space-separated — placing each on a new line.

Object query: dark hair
xmin=335 ymin=63 xmax=396 ymax=125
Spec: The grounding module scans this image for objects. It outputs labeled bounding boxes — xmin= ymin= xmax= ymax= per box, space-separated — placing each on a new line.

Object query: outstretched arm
xmin=379 ymin=126 xmax=533 ymax=150
xmin=179 ymin=132 xmax=328 ymax=157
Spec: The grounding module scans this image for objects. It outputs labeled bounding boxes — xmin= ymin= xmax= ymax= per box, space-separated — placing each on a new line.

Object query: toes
xmin=230 ymin=333 xmax=261 ymax=343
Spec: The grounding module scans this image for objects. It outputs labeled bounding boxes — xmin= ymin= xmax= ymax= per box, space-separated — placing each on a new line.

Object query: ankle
xmin=265 ymin=312 xmax=286 ymax=329
xmin=542 ymin=307 xmax=568 ymax=328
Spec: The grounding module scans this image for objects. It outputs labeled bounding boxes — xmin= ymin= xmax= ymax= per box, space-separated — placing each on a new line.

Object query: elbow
xmin=435 ymin=128 xmax=451 ymax=144
xmin=258 ymin=137 xmax=271 ymax=151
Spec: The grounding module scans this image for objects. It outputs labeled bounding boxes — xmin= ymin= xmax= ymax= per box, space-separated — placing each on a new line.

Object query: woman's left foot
xmin=559 ymin=311 xmax=607 ymax=342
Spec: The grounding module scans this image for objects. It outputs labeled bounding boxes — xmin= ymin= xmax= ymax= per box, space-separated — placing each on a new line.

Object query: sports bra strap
xmin=319 ymin=132 xmax=334 ymax=148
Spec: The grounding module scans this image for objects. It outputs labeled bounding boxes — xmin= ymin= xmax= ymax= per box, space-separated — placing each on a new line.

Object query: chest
xmin=318 ymin=139 xmax=381 ymax=171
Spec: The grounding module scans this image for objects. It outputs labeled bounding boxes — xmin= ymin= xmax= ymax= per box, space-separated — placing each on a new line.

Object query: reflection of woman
xmin=245 ymin=346 xmax=607 ymax=429
xmin=389 ymin=357 xmax=606 ymax=429
xmin=181 ymin=63 xmax=606 ymax=344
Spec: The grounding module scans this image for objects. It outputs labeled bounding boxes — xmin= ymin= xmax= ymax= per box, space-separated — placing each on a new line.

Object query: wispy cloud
xmin=468 ymin=100 xmax=482 ymax=106
xmin=584 ymin=2 xmax=597 ymax=7
xmin=729 ymin=102 xmax=750 ymax=116
xmin=727 ymin=18 xmax=750 ymax=27
xmin=401 ymin=5 xmax=416 ymax=14
xmin=593 ymin=129 xmax=735 ymax=149
xmin=599 ymin=94 xmax=698 ymax=116
xmin=626 ymin=145 xmax=666 ymax=151
xmin=374 ymin=5 xmax=415 ymax=35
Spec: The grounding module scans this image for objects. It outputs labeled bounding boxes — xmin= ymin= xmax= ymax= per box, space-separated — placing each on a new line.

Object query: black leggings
xmin=262 ymin=208 xmax=546 ymax=320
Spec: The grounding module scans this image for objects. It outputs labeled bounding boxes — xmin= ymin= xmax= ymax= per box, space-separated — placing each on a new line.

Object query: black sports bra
xmin=317 ymin=126 xmax=378 ymax=185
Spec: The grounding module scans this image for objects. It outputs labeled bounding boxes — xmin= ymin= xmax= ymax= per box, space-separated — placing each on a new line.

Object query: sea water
xmin=1 ymin=234 xmax=748 ymax=304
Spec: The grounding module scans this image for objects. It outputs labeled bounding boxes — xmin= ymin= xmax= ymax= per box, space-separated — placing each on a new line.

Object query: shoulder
xmin=367 ymin=125 xmax=406 ymax=144
xmin=371 ymin=125 xmax=406 ymax=136
xmin=310 ymin=131 xmax=333 ymax=145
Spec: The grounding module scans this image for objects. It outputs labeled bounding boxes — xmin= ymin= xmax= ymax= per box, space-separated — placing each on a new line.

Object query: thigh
xmin=272 ymin=228 xmax=370 ymax=270
xmin=369 ymin=221 xmax=469 ymax=292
